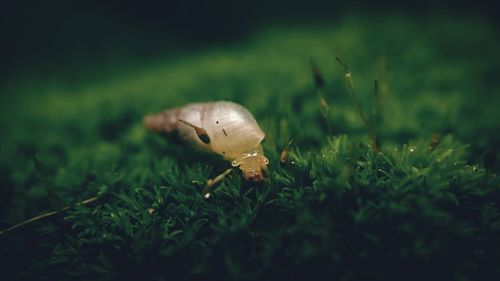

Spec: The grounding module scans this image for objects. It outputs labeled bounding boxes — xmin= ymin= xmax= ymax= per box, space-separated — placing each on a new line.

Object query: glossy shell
xmin=177 ymin=101 xmax=265 ymax=160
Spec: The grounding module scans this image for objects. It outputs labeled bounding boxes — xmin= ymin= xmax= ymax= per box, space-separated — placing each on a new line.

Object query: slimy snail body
xmin=144 ymin=101 xmax=269 ymax=182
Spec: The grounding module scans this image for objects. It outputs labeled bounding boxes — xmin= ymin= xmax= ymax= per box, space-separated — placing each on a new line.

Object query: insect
xmin=144 ymin=101 xmax=269 ymax=183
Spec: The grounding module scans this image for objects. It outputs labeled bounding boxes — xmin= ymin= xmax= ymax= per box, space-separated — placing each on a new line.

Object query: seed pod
xmin=144 ymin=101 xmax=269 ymax=182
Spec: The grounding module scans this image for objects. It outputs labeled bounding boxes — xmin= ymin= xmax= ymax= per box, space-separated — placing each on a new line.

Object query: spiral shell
xmin=144 ymin=101 xmax=268 ymax=182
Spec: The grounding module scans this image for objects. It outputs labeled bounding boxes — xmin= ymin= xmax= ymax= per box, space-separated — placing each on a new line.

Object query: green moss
xmin=1 ymin=14 xmax=499 ymax=280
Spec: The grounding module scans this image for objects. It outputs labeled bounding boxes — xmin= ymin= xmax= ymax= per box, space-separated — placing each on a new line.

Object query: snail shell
xmin=144 ymin=101 xmax=269 ymax=182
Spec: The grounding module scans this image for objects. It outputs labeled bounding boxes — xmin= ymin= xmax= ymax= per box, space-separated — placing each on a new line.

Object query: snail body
xmin=144 ymin=101 xmax=268 ymax=182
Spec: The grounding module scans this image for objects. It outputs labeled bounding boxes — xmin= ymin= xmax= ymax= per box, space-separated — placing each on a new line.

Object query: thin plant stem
xmin=0 ymin=196 xmax=100 ymax=236
xmin=336 ymin=57 xmax=380 ymax=152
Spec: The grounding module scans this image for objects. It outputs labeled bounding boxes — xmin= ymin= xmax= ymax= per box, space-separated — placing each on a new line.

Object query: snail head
xmin=231 ymin=151 xmax=269 ymax=182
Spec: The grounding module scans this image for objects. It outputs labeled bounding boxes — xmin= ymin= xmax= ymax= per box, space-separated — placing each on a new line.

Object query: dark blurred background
xmin=1 ymin=0 xmax=499 ymax=87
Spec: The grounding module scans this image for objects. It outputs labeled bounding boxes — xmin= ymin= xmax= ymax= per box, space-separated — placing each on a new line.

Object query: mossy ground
xmin=1 ymin=15 xmax=499 ymax=280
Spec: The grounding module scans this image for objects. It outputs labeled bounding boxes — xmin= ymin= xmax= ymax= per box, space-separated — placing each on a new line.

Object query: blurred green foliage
xmin=0 ymin=15 xmax=499 ymax=280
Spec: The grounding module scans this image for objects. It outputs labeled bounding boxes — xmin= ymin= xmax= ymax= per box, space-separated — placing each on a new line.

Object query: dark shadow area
xmin=1 ymin=0 xmax=499 ymax=87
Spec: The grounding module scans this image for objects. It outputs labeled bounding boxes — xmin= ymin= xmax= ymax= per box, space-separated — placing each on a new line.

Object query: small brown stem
xmin=372 ymin=80 xmax=381 ymax=149
xmin=336 ymin=57 xmax=380 ymax=152
xmin=0 ymin=196 xmax=100 ymax=236
xmin=203 ymin=168 xmax=233 ymax=198
xmin=310 ymin=58 xmax=325 ymax=90
xmin=429 ymin=134 xmax=441 ymax=150
xmin=280 ymin=138 xmax=294 ymax=166
xmin=310 ymin=59 xmax=332 ymax=133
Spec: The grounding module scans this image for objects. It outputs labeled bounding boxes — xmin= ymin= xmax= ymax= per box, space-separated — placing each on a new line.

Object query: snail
xmin=144 ymin=101 xmax=269 ymax=183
